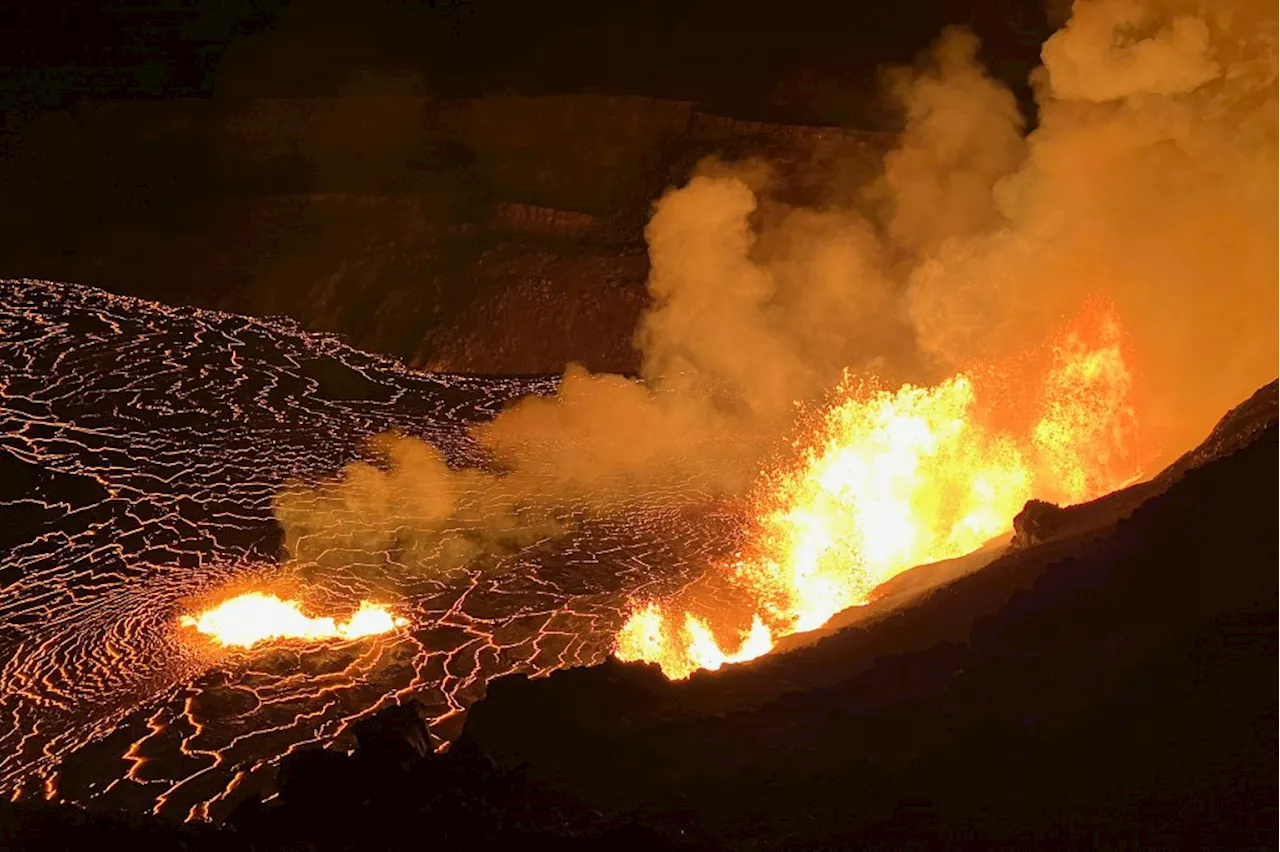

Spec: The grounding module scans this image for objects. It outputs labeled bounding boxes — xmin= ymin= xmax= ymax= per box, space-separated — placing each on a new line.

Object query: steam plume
xmin=906 ymin=0 xmax=1276 ymax=458
xmin=276 ymin=0 xmax=1277 ymax=577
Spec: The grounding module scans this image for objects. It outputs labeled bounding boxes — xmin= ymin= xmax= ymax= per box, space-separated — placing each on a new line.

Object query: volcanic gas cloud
xmin=267 ymin=0 xmax=1276 ymax=676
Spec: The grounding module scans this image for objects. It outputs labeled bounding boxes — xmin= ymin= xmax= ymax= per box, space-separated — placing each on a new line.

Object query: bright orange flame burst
xmin=616 ymin=303 xmax=1140 ymax=679
xmin=180 ymin=593 xmax=408 ymax=648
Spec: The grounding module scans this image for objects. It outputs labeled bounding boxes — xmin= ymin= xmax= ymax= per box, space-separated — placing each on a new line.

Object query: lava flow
xmin=2 ymin=279 xmax=697 ymax=823
xmin=180 ymin=593 xmax=409 ymax=648
xmin=616 ymin=304 xmax=1141 ymax=678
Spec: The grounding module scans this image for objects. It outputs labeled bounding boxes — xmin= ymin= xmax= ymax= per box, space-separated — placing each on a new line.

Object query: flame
xmin=616 ymin=604 xmax=777 ymax=678
xmin=1031 ymin=304 xmax=1139 ymax=504
xmin=180 ymin=593 xmax=409 ymax=648
xmin=616 ymin=304 xmax=1139 ymax=679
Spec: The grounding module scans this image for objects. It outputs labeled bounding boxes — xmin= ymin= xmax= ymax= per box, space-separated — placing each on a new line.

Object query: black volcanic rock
xmin=0 ymin=96 xmax=892 ymax=375
xmin=275 ymin=746 xmax=356 ymax=814
xmin=1010 ymin=498 xmax=1066 ymax=548
xmin=452 ymin=397 xmax=1278 ymax=848
xmin=0 ymin=798 xmax=220 ymax=852
xmin=352 ymin=701 xmax=435 ymax=770
xmin=462 ymin=657 xmax=677 ymax=774
xmin=1155 ymin=378 xmax=1279 ymax=485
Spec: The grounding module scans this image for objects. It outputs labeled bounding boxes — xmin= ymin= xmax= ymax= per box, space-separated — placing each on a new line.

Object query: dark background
xmin=0 ymin=1 xmax=1056 ymax=376
xmin=2 ymin=1 xmax=1053 ymax=118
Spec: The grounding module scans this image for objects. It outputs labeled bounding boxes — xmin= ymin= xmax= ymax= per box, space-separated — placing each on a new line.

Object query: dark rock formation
xmin=419 ymin=242 xmax=652 ymax=374
xmin=1010 ymin=498 xmax=1066 ymax=548
xmin=0 ymin=95 xmax=892 ymax=375
xmin=226 ymin=697 xmax=717 ymax=851
xmin=1154 ymin=378 xmax=1280 ymax=485
xmin=451 ymin=415 xmax=1278 ymax=849
xmin=352 ymin=700 xmax=434 ymax=768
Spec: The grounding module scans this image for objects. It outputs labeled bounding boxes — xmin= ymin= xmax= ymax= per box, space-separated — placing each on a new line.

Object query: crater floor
xmin=0 ymin=279 xmax=736 ymax=821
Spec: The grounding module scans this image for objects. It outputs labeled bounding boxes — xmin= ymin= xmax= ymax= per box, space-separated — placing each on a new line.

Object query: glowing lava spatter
xmin=180 ymin=593 xmax=408 ymax=648
xmin=616 ymin=305 xmax=1140 ymax=679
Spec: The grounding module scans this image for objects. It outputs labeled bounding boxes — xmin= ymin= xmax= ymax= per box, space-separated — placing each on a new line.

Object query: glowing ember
xmin=617 ymin=306 xmax=1140 ymax=679
xmin=617 ymin=604 xmax=776 ymax=675
xmin=1031 ymin=304 xmax=1139 ymax=505
xmin=180 ymin=593 xmax=408 ymax=648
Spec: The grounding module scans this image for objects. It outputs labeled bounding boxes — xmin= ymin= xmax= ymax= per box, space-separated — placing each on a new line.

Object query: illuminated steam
xmin=274 ymin=0 xmax=1276 ymax=619
xmin=906 ymin=0 xmax=1277 ymax=461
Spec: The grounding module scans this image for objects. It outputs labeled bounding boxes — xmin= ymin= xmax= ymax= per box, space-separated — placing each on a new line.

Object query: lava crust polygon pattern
xmin=0 ymin=279 xmax=735 ymax=821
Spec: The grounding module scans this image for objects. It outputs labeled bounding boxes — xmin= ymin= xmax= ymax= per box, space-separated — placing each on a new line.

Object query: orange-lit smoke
xmin=902 ymin=2 xmax=1276 ymax=457
xmin=272 ymin=0 xmax=1274 ymax=669
xmin=616 ymin=305 xmax=1140 ymax=678
xmin=180 ymin=593 xmax=408 ymax=648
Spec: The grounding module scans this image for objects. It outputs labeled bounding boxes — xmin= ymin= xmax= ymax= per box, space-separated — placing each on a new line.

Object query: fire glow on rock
xmin=180 ymin=593 xmax=408 ymax=648
xmin=615 ymin=304 xmax=1141 ymax=679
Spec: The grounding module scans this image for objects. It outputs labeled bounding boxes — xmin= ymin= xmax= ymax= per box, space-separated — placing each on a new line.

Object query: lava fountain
xmin=180 ymin=593 xmax=409 ymax=648
xmin=616 ymin=303 xmax=1141 ymax=678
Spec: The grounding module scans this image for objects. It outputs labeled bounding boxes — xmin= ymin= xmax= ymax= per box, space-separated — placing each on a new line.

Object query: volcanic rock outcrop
xmin=1010 ymin=499 xmax=1065 ymax=548
xmin=0 ymin=95 xmax=890 ymax=375
xmin=449 ymin=384 xmax=1277 ymax=848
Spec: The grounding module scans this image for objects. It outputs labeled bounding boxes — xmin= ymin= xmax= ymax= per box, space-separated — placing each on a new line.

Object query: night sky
xmin=2 ymin=0 xmax=1053 ymax=122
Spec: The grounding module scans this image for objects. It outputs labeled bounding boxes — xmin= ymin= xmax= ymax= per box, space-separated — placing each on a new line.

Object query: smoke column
xmin=275 ymin=0 xmax=1277 ymax=576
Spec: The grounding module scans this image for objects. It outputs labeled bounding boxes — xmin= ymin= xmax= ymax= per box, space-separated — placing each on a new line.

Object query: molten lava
xmin=616 ymin=305 xmax=1140 ymax=679
xmin=180 ymin=593 xmax=408 ymax=648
